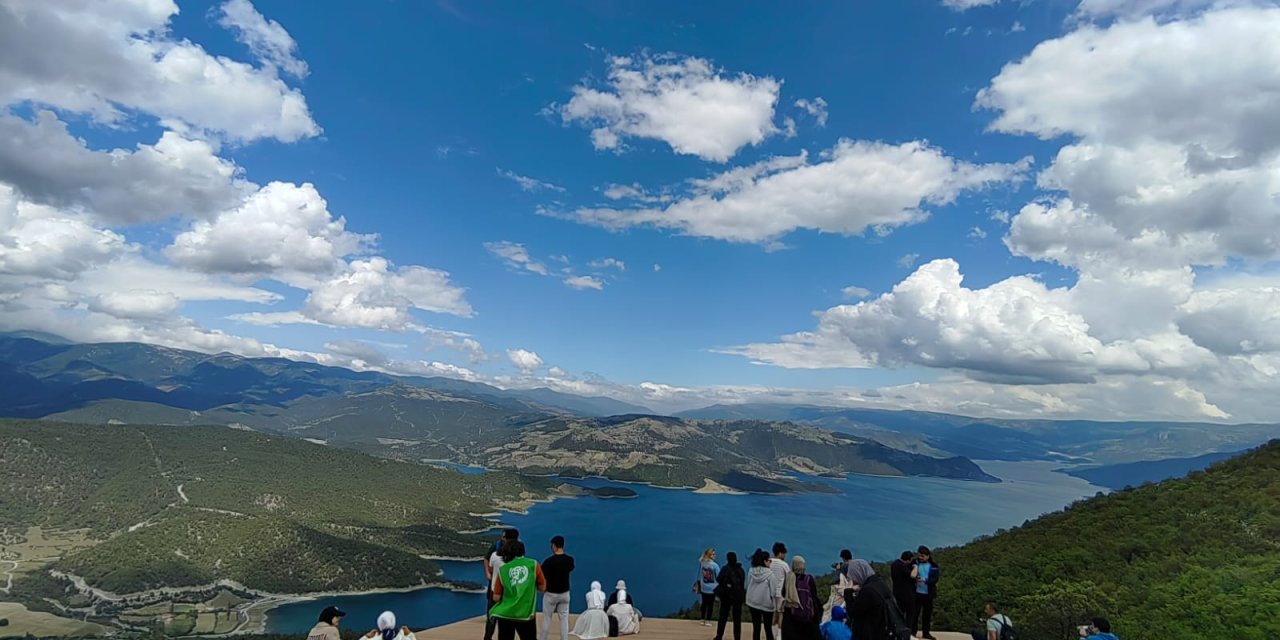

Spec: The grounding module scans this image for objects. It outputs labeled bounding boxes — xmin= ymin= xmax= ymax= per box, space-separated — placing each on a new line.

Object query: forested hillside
xmin=933 ymin=441 xmax=1280 ymax=640
xmin=0 ymin=420 xmax=549 ymax=595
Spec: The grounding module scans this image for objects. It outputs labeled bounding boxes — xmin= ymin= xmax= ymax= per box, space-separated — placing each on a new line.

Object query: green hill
xmin=932 ymin=440 xmax=1280 ymax=640
xmin=0 ymin=420 xmax=550 ymax=596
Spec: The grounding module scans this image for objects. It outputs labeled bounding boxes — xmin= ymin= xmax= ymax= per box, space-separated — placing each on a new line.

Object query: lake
xmin=265 ymin=461 xmax=1102 ymax=633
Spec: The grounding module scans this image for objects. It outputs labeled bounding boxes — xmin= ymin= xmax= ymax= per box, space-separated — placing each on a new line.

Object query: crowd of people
xmin=303 ymin=533 xmax=1120 ymax=640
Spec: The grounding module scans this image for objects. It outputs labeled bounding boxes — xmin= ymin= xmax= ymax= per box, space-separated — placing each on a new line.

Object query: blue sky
xmin=2 ymin=0 xmax=1278 ymax=420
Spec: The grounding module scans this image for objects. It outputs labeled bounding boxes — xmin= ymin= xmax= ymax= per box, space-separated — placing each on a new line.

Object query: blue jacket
xmin=1087 ymin=634 xmax=1119 ymax=640
xmin=820 ymin=620 xmax=851 ymax=640
xmin=915 ymin=562 xmax=941 ymax=598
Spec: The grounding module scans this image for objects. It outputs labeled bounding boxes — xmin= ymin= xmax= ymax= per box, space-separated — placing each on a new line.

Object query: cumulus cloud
xmin=0 ymin=0 xmax=319 ymax=142
xmin=485 ymin=241 xmax=549 ymax=275
xmin=498 ymin=169 xmax=566 ymax=193
xmin=559 ymin=141 xmax=1029 ymax=243
xmin=507 ymin=348 xmax=544 ymax=373
xmin=88 ymin=290 xmax=181 ymax=320
xmin=721 ymin=259 xmax=1215 ymax=384
xmin=794 ymin=97 xmax=829 ymax=126
xmin=589 ymin=258 xmax=626 ymax=271
xmin=0 ymin=186 xmax=129 ymax=279
xmin=601 ymin=183 xmax=670 ymax=204
xmin=897 ymin=253 xmax=921 ymax=268
xmin=1073 ymin=0 xmax=1236 ymax=20
xmin=557 ymin=53 xmax=782 ymax=162
xmin=167 ymin=182 xmax=372 ymax=275
xmin=218 ymin=0 xmax=309 ymax=78
xmin=0 ymin=111 xmax=252 ymax=225
xmin=564 ymin=275 xmax=605 ymax=290
xmin=841 ymin=285 xmax=871 ymax=299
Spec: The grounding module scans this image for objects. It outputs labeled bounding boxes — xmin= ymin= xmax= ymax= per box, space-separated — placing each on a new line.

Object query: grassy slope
xmin=932 ymin=440 xmax=1280 ymax=640
xmin=0 ymin=420 xmax=547 ymax=594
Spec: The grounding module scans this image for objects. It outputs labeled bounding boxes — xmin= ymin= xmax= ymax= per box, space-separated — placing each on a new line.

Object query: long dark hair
xmin=751 ymin=548 xmax=769 ymax=568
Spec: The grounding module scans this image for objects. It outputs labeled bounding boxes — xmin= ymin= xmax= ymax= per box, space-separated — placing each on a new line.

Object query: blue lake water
xmin=265 ymin=461 xmax=1101 ymax=634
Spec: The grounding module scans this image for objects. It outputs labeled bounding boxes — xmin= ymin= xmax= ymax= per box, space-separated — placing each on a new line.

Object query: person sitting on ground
xmin=972 ymin=602 xmax=1014 ymax=640
xmin=819 ymin=606 xmax=851 ymax=640
xmin=782 ymin=556 xmax=822 ymax=640
xmin=607 ymin=580 xmax=634 ymax=608
xmin=1082 ymin=617 xmax=1119 ymax=640
xmin=714 ymin=551 xmax=747 ymax=640
xmin=746 ymin=549 xmax=780 ymax=640
xmin=307 ymin=606 xmax=345 ymax=640
xmin=571 ymin=581 xmax=610 ymax=640
xmin=694 ymin=548 xmax=721 ymax=627
xmin=846 ymin=560 xmax=901 ymax=640
xmin=491 ymin=540 xmax=547 ymax=640
xmin=606 ymin=581 xmax=642 ymax=635
xmin=363 ymin=611 xmax=416 ymax=640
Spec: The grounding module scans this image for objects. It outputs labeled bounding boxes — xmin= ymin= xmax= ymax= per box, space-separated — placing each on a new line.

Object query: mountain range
xmin=0 ymin=334 xmax=999 ymax=487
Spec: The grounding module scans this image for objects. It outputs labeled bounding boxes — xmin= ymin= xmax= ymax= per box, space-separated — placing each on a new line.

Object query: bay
xmin=265 ymin=461 xmax=1101 ymax=633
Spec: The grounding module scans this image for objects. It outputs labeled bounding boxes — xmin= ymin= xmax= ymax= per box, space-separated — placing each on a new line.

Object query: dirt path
xmin=176 ymin=483 xmax=189 ymax=503
xmin=1 ymin=559 xmax=17 ymax=593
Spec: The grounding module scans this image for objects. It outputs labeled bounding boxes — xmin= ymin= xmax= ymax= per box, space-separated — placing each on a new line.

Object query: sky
xmin=1 ymin=0 xmax=1278 ymax=421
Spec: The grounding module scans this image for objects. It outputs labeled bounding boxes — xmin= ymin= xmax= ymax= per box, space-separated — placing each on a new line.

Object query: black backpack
xmin=881 ymin=588 xmax=912 ymax=640
xmin=718 ymin=565 xmax=746 ymax=601
xmin=992 ymin=616 xmax=1019 ymax=640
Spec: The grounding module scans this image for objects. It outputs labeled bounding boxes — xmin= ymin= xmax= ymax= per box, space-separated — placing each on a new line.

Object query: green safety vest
xmin=490 ymin=557 xmax=538 ymax=621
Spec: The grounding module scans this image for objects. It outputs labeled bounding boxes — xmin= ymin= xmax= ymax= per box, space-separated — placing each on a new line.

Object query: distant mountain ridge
xmin=679 ymin=403 xmax=1280 ymax=465
xmin=0 ymin=335 xmax=998 ymax=486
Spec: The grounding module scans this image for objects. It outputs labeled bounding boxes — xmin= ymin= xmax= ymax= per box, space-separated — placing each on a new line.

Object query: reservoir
xmin=266 ymin=461 xmax=1101 ymax=633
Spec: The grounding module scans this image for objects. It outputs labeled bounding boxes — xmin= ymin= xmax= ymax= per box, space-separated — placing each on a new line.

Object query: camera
xmin=1078 ymin=625 xmax=1093 ymax=637
xmin=832 ymin=562 xmax=842 ymax=570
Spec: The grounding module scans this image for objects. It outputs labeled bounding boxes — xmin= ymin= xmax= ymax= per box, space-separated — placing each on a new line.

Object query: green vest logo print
xmin=490 ymin=557 xmax=537 ymax=621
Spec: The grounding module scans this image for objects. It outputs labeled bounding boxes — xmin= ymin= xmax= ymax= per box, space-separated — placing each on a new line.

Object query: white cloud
xmin=1178 ymin=284 xmax=1280 ymax=355
xmin=794 ymin=97 xmax=829 ymax=127
xmin=841 ymin=285 xmax=871 ymax=299
xmin=0 ymin=111 xmax=252 ymax=225
xmin=87 ymin=290 xmax=181 ymax=321
xmin=218 ymin=0 xmax=309 ymax=78
xmin=942 ymin=0 xmax=1001 ymax=9
xmin=721 ymin=259 xmax=1216 ymax=384
xmin=498 ymin=169 xmax=565 ymax=193
xmin=897 ymin=253 xmax=921 ymax=268
xmin=1010 ymin=21 xmax=1026 ymax=33
xmin=559 ymin=140 xmax=1029 ymax=243
xmin=0 ymin=186 xmax=130 ymax=279
xmin=557 ymin=53 xmax=782 ymax=162
xmin=1073 ymin=0 xmax=1239 ymax=20
xmin=968 ymin=227 xmax=988 ymax=239
xmin=507 ymin=348 xmax=544 ymax=373
xmin=653 ymin=264 xmax=662 ymax=272
xmin=485 ymin=241 xmax=549 ymax=275
xmin=167 ymin=182 xmax=372 ymax=275
xmin=298 ymin=258 xmax=473 ymax=329
xmin=589 ymin=258 xmax=626 ymax=271
xmin=564 ymin=275 xmax=605 ymax=290
xmin=0 ymin=0 xmax=319 ymax=142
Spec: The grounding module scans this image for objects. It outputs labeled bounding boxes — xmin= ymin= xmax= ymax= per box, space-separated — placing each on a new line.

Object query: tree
xmin=1016 ymin=579 xmax=1113 ymax=640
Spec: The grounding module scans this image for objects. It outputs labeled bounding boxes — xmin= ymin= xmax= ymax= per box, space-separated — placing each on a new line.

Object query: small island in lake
xmin=588 ymin=487 xmax=639 ymax=499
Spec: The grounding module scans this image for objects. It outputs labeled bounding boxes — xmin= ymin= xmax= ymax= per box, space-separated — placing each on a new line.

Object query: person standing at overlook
xmin=889 ymin=551 xmax=918 ymax=632
xmin=540 ymin=535 xmax=575 ymax=640
xmin=484 ymin=529 xmax=521 ymax=640
xmin=491 ymin=540 xmax=547 ymax=640
xmin=770 ymin=542 xmax=790 ymax=637
xmin=714 ymin=551 xmax=747 ymax=640
xmin=747 ymin=549 xmax=781 ymax=640
xmin=912 ymin=546 xmax=940 ymax=640
xmin=695 ymin=547 xmax=721 ymax=626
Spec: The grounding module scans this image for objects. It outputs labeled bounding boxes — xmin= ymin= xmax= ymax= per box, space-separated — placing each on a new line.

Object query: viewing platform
xmin=421 ymin=616 xmax=970 ymax=640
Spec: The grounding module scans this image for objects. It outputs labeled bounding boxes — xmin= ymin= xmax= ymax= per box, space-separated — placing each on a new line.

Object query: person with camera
xmin=1080 ymin=617 xmax=1119 ymax=640
xmin=971 ymin=602 xmax=1014 ymax=640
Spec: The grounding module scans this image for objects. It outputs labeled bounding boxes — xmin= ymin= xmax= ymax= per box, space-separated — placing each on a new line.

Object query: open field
xmin=0 ymin=602 xmax=107 ymax=638
xmin=0 ymin=527 xmax=95 ymax=593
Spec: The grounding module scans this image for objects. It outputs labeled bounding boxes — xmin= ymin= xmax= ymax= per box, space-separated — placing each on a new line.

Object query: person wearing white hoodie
xmin=745 ymin=549 xmax=780 ymax=640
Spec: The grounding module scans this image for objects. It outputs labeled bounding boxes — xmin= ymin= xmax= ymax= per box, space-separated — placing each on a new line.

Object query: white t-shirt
xmin=769 ymin=558 xmax=790 ymax=596
xmin=986 ymin=614 xmax=1013 ymax=637
xmin=489 ymin=553 xmax=506 ymax=588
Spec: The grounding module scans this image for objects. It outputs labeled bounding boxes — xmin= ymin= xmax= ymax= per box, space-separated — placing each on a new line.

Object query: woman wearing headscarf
xmin=782 ymin=556 xmax=821 ymax=640
xmin=362 ymin=611 xmax=417 ymax=640
xmin=606 ymin=580 xmax=642 ymax=635
xmin=845 ymin=560 xmax=899 ymax=640
xmin=571 ymin=582 xmax=609 ymax=640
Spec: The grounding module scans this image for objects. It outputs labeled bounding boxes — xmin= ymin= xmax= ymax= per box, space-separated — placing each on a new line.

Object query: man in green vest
xmin=491 ymin=540 xmax=547 ymax=640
